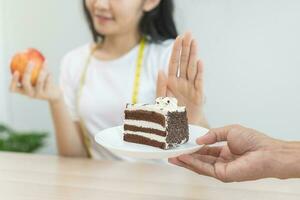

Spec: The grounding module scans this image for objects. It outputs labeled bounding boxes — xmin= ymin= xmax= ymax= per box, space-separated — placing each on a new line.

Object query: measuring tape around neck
xmin=76 ymin=37 xmax=147 ymax=158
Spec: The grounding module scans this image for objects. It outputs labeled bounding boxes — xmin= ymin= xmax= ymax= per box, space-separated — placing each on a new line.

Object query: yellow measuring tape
xmin=131 ymin=37 xmax=146 ymax=104
xmin=76 ymin=37 xmax=147 ymax=158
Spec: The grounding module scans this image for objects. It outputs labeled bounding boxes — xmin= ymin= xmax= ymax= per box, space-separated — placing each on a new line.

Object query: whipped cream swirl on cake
xmin=126 ymin=97 xmax=185 ymax=114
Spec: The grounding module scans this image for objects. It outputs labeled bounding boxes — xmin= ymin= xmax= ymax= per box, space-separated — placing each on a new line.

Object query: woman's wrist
xmin=189 ymin=111 xmax=209 ymax=128
xmin=48 ymin=90 xmax=63 ymax=106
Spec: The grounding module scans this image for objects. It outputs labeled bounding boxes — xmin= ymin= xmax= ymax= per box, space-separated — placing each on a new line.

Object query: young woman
xmin=10 ymin=0 xmax=208 ymax=159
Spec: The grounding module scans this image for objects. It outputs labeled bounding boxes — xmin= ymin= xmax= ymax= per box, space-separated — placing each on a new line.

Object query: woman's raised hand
xmin=156 ymin=32 xmax=208 ymax=127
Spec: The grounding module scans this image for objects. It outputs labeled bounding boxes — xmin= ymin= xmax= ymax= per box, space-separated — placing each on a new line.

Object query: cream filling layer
xmin=124 ymin=131 xmax=166 ymax=143
xmin=124 ymin=119 xmax=166 ymax=131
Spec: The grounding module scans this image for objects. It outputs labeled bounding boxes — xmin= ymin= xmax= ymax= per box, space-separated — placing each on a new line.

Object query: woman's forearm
xmin=189 ymin=111 xmax=209 ymax=129
xmin=49 ymin=97 xmax=87 ymax=157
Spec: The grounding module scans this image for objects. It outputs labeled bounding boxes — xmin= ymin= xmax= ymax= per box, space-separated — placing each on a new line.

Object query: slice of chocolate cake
xmin=123 ymin=97 xmax=189 ymax=150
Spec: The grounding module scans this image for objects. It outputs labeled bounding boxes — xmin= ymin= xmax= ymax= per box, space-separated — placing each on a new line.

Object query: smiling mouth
xmin=95 ymin=15 xmax=114 ymax=23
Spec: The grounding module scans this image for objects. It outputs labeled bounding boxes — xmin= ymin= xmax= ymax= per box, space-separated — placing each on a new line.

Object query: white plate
xmin=94 ymin=125 xmax=209 ymax=159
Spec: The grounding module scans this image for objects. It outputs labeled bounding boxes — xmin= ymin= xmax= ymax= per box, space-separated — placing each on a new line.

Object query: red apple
xmin=10 ymin=48 xmax=45 ymax=86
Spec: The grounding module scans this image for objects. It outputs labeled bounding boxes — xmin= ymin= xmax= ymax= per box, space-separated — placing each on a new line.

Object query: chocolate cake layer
xmin=125 ymin=110 xmax=165 ymax=127
xmin=123 ymin=134 xmax=166 ymax=149
xmin=124 ymin=124 xmax=167 ymax=137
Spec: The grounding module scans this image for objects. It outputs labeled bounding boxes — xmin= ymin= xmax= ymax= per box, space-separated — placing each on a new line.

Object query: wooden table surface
xmin=0 ymin=152 xmax=300 ymax=200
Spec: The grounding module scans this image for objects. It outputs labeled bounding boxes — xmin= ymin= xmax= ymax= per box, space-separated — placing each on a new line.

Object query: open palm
xmin=156 ymin=33 xmax=207 ymax=127
xmin=169 ymin=125 xmax=281 ymax=182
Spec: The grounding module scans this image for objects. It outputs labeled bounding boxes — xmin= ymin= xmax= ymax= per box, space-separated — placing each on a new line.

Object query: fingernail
xmin=178 ymin=154 xmax=192 ymax=162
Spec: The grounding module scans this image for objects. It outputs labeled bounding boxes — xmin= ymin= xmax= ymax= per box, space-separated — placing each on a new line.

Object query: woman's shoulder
xmin=62 ymin=43 xmax=91 ymax=63
xmin=146 ymin=39 xmax=174 ymax=63
xmin=60 ymin=43 xmax=92 ymax=81
xmin=147 ymin=39 xmax=174 ymax=53
xmin=147 ymin=39 xmax=174 ymax=62
xmin=145 ymin=39 xmax=175 ymax=74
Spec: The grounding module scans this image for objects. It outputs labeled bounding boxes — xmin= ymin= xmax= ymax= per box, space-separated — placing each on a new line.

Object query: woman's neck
xmin=94 ymin=30 xmax=142 ymax=60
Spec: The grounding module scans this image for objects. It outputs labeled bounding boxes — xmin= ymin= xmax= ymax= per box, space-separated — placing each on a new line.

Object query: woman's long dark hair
xmin=83 ymin=0 xmax=178 ymax=43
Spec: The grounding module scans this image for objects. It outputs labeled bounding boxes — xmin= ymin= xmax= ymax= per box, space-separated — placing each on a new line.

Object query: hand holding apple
xmin=10 ymin=48 xmax=45 ymax=86
xmin=9 ymin=48 xmax=62 ymax=103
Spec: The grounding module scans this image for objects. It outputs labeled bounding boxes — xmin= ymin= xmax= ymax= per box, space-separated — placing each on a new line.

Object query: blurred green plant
xmin=0 ymin=124 xmax=47 ymax=153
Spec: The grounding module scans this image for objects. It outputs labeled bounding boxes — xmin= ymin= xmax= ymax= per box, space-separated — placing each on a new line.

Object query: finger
xmin=177 ymin=154 xmax=216 ymax=177
xmin=156 ymin=70 xmax=167 ymax=98
xmin=21 ymin=62 xmax=35 ymax=96
xmin=35 ymin=66 xmax=48 ymax=96
xmin=168 ymin=157 xmax=187 ymax=167
xmin=168 ymin=36 xmax=183 ymax=77
xmin=194 ymin=59 xmax=204 ymax=91
xmin=190 ymin=154 xmax=219 ymax=165
xmin=44 ymin=73 xmax=53 ymax=91
xmin=187 ymin=40 xmax=198 ymax=82
xmin=168 ymin=157 xmax=199 ymax=172
xmin=43 ymin=62 xmax=50 ymax=91
xmin=10 ymin=72 xmax=24 ymax=94
xmin=179 ymin=32 xmax=192 ymax=79
xmin=196 ymin=145 xmax=223 ymax=157
xmin=10 ymin=71 xmax=20 ymax=91
xmin=197 ymin=125 xmax=237 ymax=145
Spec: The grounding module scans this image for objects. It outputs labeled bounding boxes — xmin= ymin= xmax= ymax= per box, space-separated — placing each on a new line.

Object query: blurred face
xmin=85 ymin=0 xmax=152 ymax=36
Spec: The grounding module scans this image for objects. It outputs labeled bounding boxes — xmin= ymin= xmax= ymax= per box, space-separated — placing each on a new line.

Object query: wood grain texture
xmin=0 ymin=152 xmax=300 ymax=200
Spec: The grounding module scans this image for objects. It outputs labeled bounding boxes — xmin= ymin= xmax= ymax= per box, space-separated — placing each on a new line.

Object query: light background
xmin=1 ymin=0 xmax=300 ymax=154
